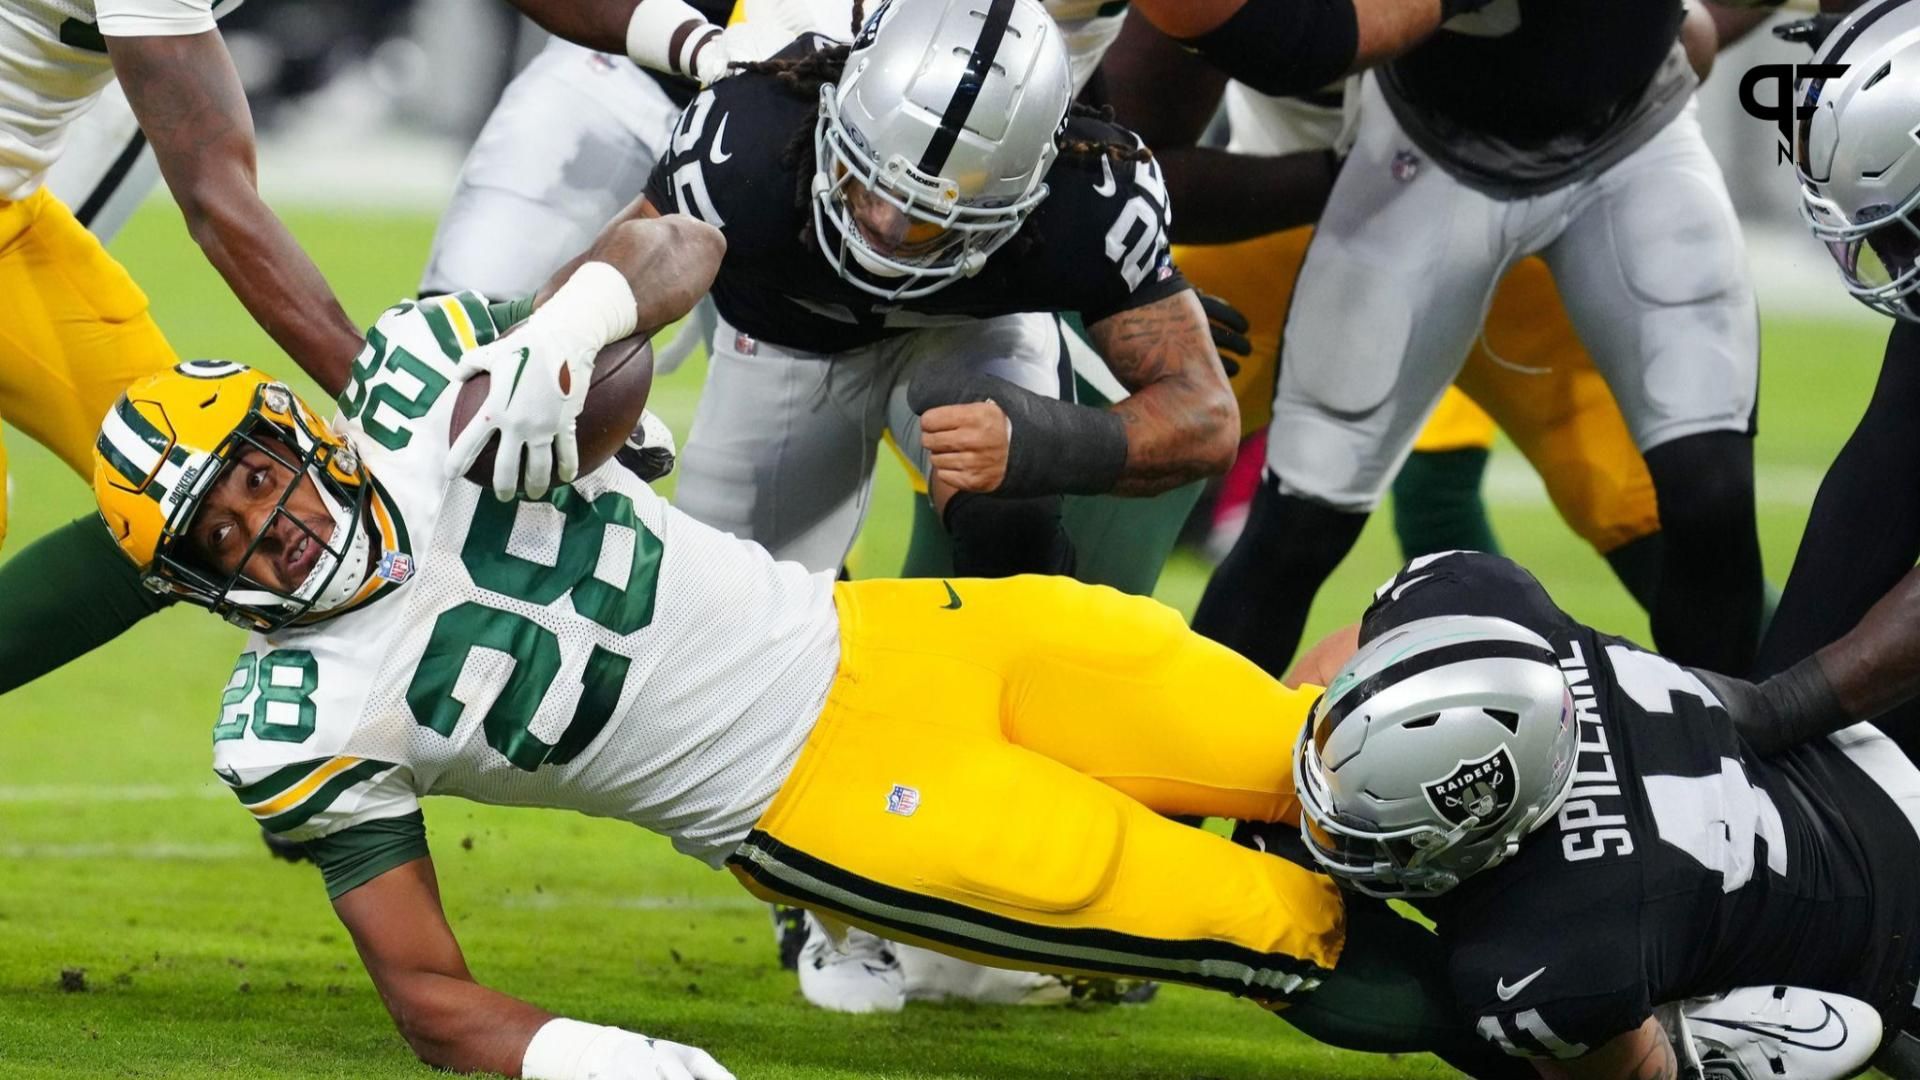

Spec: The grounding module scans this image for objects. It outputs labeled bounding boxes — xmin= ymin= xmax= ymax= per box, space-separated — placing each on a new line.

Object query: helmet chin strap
xmin=293 ymin=482 xmax=372 ymax=614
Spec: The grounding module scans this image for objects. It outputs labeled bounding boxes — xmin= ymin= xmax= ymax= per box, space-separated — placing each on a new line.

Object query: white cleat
xmin=1675 ymin=984 xmax=1882 ymax=1080
xmin=894 ymin=943 xmax=1074 ymax=1006
xmin=795 ymin=913 xmax=905 ymax=1014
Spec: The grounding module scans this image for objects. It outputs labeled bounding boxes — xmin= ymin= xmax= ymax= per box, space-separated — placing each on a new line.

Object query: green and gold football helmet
xmin=92 ymin=360 xmax=376 ymax=632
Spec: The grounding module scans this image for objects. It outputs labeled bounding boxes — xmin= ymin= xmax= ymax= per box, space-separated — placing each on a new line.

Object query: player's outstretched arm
xmin=104 ymin=31 xmax=362 ymax=397
xmin=1132 ymin=0 xmax=1479 ymax=98
xmin=1704 ymin=563 xmax=1920 ymax=755
xmin=1100 ymin=11 xmax=1340 ymax=245
xmin=1532 ymin=1016 xmax=1677 ymax=1080
xmin=334 ymin=856 xmax=734 ymax=1079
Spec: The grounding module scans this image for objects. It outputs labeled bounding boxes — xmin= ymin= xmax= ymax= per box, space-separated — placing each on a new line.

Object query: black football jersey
xmin=1360 ymin=552 xmax=1920 ymax=1059
xmin=642 ymin=35 xmax=1190 ymax=354
xmin=1383 ymin=0 xmax=1684 ymax=143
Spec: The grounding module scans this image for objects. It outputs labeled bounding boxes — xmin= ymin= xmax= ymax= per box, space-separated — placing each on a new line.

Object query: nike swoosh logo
xmin=1693 ymin=1001 xmax=1850 ymax=1053
xmin=1391 ymin=573 xmax=1435 ymax=602
xmin=941 ymin=581 xmax=963 ymax=610
xmin=1092 ymin=155 xmax=1117 ymax=198
xmin=1496 ymin=967 xmax=1545 ymax=1001
xmin=506 ymin=347 xmax=531 ymax=401
xmin=709 ymin=113 xmax=733 ymax=165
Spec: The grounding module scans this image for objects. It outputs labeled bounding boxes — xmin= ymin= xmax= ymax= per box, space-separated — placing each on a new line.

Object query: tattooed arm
xmin=1534 ymin=1017 xmax=1678 ymax=1080
xmin=1088 ymin=290 xmax=1240 ymax=496
xmin=106 ymin=31 xmax=361 ymax=396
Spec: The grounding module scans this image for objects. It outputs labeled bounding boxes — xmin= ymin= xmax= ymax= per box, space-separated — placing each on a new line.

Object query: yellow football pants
xmin=1174 ymin=229 xmax=1660 ymax=554
xmin=730 ymin=575 xmax=1343 ymax=1003
xmin=0 ymin=187 xmax=177 ymax=549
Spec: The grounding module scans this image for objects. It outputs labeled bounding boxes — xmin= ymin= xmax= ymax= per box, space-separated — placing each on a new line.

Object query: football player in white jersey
xmin=0 ymin=0 xmax=750 ymax=692
xmin=416 ymin=0 xmax=1196 ymax=1015
xmin=81 ymin=209 xmax=1483 ymax=1079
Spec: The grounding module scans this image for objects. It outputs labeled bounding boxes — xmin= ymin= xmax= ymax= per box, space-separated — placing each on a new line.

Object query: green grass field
xmin=0 ymin=203 xmax=1894 ymax=1079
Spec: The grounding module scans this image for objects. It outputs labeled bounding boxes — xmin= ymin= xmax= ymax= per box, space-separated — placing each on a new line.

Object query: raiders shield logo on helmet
xmin=1422 ymin=746 xmax=1519 ymax=831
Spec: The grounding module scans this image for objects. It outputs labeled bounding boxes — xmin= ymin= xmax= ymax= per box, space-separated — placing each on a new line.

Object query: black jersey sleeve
xmin=1360 ymin=551 xmax=1581 ymax=646
xmin=1445 ymin=864 xmax=1652 ymax=1061
xmin=642 ymin=36 xmax=826 ymax=233
xmin=1022 ymin=118 xmax=1191 ymax=326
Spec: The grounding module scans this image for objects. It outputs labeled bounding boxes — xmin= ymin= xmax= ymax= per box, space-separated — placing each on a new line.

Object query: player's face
xmin=842 ymin=175 xmax=950 ymax=258
xmin=186 ymin=435 xmax=335 ymax=593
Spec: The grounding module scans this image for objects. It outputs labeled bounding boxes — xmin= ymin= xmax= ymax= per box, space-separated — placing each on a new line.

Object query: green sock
xmin=1280 ymin=899 xmax=1532 ymax=1078
xmin=0 ymin=514 xmax=170 ymax=696
xmin=1390 ymin=447 xmax=1501 ymax=559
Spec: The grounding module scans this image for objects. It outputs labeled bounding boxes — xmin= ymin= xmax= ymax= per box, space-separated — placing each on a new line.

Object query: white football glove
xmin=445 ymin=263 xmax=637 ymax=501
xmin=523 ymin=1019 xmax=736 ymax=1080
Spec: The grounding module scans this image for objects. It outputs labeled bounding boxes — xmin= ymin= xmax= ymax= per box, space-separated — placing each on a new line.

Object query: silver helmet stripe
xmin=1818 ymin=0 xmax=1920 ymax=65
xmin=917 ymin=0 xmax=1019 ymax=176
xmin=1318 ymin=638 xmax=1560 ymax=742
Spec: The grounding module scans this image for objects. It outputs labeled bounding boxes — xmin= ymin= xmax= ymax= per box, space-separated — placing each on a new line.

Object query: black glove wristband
xmin=908 ymin=367 xmax=1129 ymax=497
xmin=1694 ymin=657 xmax=1848 ymax=756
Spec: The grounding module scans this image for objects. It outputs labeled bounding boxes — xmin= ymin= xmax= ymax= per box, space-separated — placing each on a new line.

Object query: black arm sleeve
xmin=0 ymin=514 xmax=170 ymax=696
xmin=1180 ymin=0 xmax=1359 ymax=98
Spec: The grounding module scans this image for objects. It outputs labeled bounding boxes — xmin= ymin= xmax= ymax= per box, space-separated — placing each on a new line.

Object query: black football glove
xmin=1198 ymin=292 xmax=1251 ymax=379
xmin=615 ymin=410 xmax=678 ymax=483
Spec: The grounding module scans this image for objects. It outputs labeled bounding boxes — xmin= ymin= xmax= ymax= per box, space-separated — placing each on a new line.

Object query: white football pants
xmin=1270 ymin=74 xmax=1758 ymax=511
xmin=419 ymin=38 xmax=681 ymax=298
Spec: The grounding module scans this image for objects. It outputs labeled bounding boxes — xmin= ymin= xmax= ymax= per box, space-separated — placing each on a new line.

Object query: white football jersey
xmin=1223 ymin=81 xmax=1353 ymax=157
xmin=210 ymin=295 xmax=841 ymax=868
xmin=0 ymin=0 xmax=242 ymax=199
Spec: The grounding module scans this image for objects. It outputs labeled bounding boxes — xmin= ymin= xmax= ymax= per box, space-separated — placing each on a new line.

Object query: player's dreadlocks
xmin=729 ymin=39 xmax=1152 ymax=226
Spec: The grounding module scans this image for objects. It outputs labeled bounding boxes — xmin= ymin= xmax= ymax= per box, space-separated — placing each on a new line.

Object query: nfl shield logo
xmin=1391 ymin=150 xmax=1421 ymax=183
xmin=1421 ymin=746 xmax=1518 ymax=830
xmin=377 ymin=551 xmax=415 ymax=585
xmin=885 ymin=784 xmax=920 ymax=817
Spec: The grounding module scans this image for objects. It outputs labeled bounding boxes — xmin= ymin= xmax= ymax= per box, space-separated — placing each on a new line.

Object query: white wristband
xmin=626 ymin=0 xmax=724 ymax=80
xmin=525 ymin=261 xmax=640 ymax=368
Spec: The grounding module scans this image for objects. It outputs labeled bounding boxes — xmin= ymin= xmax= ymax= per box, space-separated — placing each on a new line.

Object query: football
xmin=451 ymin=332 xmax=655 ymax=493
